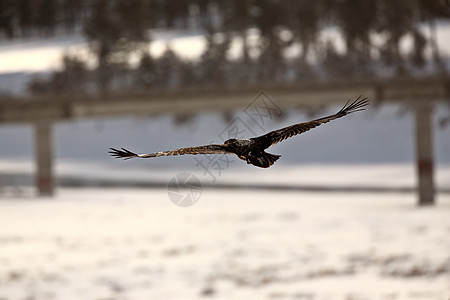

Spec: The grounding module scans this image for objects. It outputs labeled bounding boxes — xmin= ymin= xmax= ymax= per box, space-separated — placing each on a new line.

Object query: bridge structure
xmin=1 ymin=77 xmax=448 ymax=205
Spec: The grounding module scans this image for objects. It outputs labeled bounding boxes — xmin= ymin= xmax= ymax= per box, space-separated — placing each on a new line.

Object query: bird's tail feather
xmin=265 ymin=152 xmax=281 ymax=165
xmin=248 ymin=151 xmax=281 ymax=168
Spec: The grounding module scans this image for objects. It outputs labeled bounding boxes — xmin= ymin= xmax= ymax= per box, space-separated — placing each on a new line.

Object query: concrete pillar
xmin=34 ymin=121 xmax=54 ymax=196
xmin=414 ymin=103 xmax=435 ymax=206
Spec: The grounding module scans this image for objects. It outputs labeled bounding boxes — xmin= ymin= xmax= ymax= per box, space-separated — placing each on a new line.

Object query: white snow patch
xmin=0 ymin=188 xmax=449 ymax=300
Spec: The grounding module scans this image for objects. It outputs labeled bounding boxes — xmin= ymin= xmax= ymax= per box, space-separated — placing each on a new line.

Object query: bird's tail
xmin=247 ymin=151 xmax=281 ymax=168
xmin=265 ymin=152 xmax=281 ymax=166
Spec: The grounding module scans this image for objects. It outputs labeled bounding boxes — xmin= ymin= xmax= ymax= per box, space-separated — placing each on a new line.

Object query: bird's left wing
xmin=109 ymin=144 xmax=231 ymax=160
xmin=252 ymin=96 xmax=369 ymax=148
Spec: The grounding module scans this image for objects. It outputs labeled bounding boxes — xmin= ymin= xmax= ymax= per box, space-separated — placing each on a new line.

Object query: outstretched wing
xmin=109 ymin=144 xmax=231 ymax=160
xmin=252 ymin=96 xmax=369 ymax=149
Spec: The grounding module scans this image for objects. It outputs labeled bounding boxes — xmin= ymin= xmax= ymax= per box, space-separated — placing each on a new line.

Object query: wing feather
xmin=252 ymin=96 xmax=369 ymax=148
xmin=109 ymin=144 xmax=230 ymax=160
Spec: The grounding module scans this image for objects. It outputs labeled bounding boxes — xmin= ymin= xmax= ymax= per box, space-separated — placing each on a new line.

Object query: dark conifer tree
xmin=38 ymin=0 xmax=58 ymax=36
xmin=0 ymin=0 xmax=16 ymax=39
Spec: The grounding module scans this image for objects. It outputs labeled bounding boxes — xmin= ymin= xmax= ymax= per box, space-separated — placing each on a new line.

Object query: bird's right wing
xmin=252 ymin=96 xmax=369 ymax=149
xmin=109 ymin=144 xmax=231 ymax=160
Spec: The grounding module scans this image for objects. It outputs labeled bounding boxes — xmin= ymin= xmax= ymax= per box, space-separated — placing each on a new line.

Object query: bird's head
xmin=224 ymin=138 xmax=238 ymax=145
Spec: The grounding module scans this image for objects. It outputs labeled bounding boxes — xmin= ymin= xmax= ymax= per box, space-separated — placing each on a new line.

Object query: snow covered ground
xmin=1 ymin=160 xmax=450 ymax=194
xmin=0 ymin=187 xmax=449 ymax=300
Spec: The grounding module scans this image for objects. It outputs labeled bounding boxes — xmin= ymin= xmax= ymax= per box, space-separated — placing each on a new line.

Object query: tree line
xmin=0 ymin=0 xmax=213 ymax=38
xmin=15 ymin=0 xmax=449 ymax=96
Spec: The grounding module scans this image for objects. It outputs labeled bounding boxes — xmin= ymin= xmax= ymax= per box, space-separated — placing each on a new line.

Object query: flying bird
xmin=109 ymin=96 xmax=368 ymax=168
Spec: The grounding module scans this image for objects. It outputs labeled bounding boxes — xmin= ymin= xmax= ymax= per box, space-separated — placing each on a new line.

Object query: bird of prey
xmin=109 ymin=96 xmax=368 ymax=168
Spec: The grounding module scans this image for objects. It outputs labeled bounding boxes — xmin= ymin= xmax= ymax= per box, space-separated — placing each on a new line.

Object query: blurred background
xmin=0 ymin=1 xmax=450 ymax=299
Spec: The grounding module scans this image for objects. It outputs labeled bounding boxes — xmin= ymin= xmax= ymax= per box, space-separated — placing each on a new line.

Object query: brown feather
xmin=109 ymin=144 xmax=230 ymax=160
xmin=252 ymin=96 xmax=369 ymax=148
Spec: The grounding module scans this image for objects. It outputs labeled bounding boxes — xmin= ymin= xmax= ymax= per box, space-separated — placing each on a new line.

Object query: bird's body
xmin=223 ymin=138 xmax=281 ymax=168
xmin=109 ymin=96 xmax=368 ymax=168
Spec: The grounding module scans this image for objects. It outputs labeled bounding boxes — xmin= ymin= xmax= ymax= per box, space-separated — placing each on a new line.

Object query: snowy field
xmin=0 ymin=187 xmax=449 ymax=300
